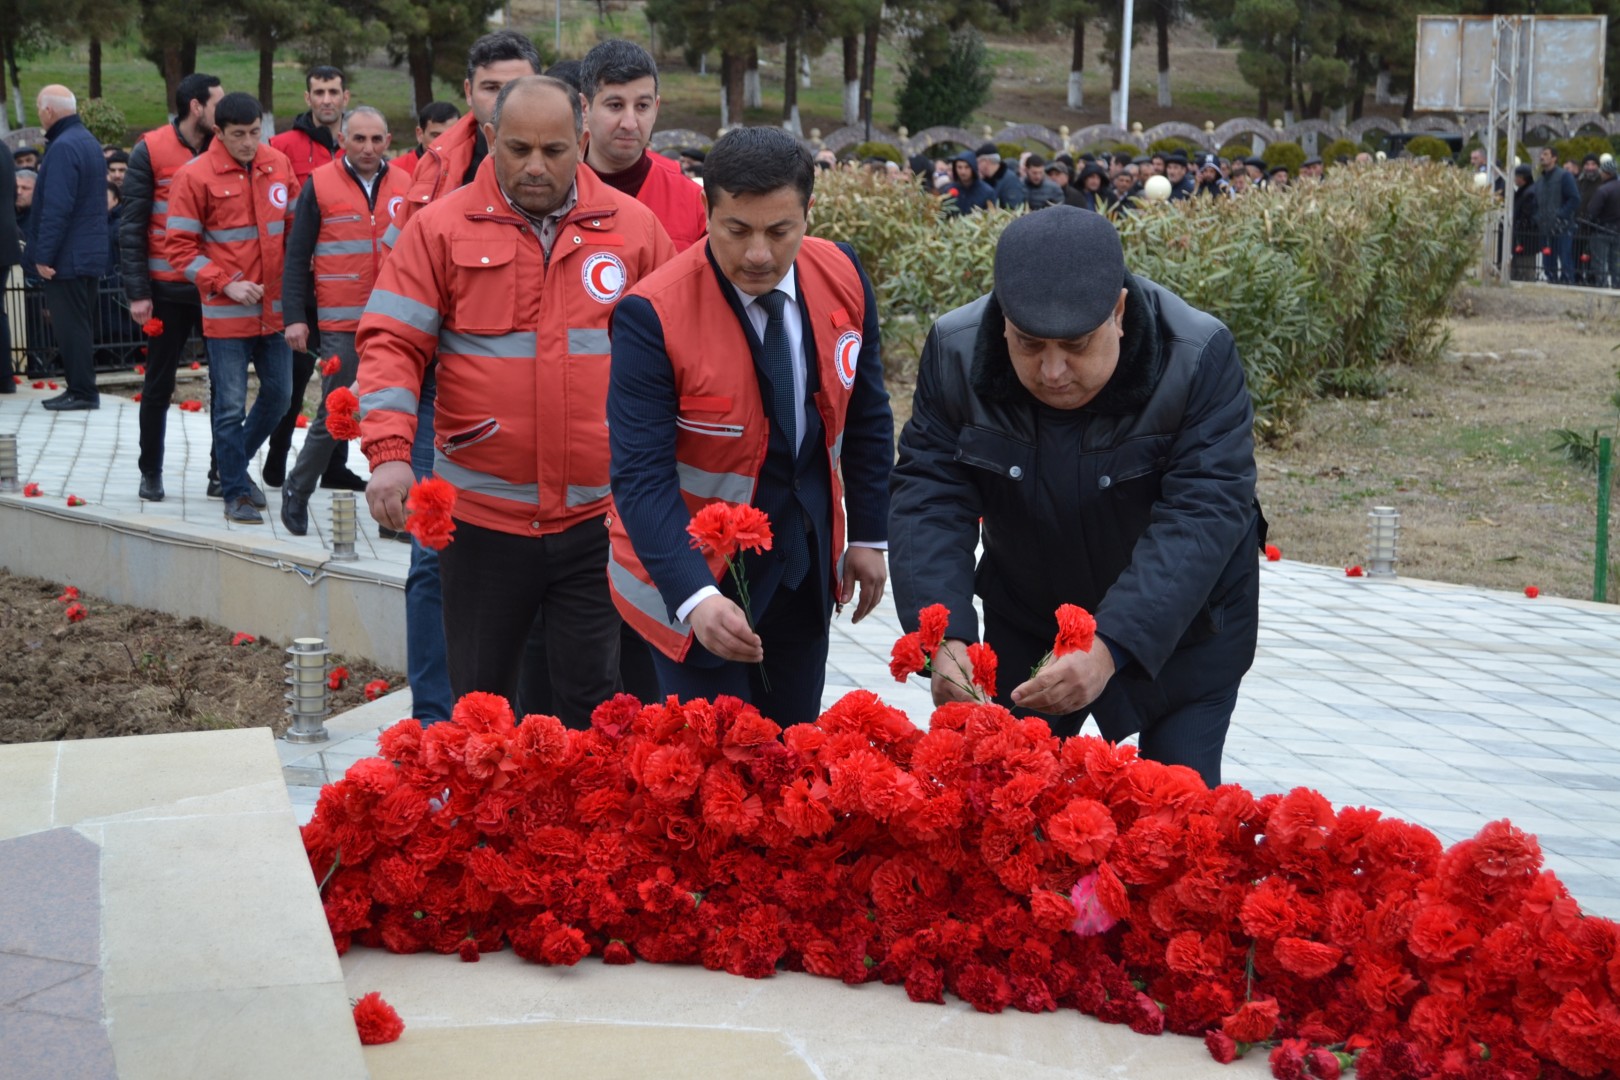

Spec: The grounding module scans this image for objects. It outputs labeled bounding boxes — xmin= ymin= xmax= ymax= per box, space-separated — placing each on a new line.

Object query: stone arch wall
xmin=1142 ymin=121 xmax=1211 ymax=148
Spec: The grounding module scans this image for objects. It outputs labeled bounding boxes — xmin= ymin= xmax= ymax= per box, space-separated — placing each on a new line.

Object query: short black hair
xmin=490 ymin=76 xmax=582 ymax=136
xmin=106 ymin=148 xmax=129 ymax=165
xmin=580 ymin=39 xmax=658 ymax=101
xmin=702 ymin=127 xmax=815 ymax=213
xmin=465 ymin=31 xmax=543 ymax=86
xmin=544 ymin=59 xmax=584 ymax=95
xmin=1025 ymin=153 xmax=1046 ymax=169
xmin=306 ymin=65 xmax=345 ymax=89
xmin=214 ymin=92 xmax=263 ymax=130
xmin=417 ymin=100 xmax=461 ymax=128
xmin=175 ymin=73 xmax=221 ymax=119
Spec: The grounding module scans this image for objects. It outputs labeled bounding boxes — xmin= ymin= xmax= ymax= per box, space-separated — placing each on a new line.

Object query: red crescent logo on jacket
xmin=387 ymin=195 xmax=404 ymax=221
xmin=582 ymin=252 xmax=627 ymax=304
xmin=835 ymin=331 xmax=861 ymax=389
xmin=269 ymin=182 xmax=289 ymax=210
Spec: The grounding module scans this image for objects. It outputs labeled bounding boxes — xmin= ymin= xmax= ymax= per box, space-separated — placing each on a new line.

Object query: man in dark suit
xmin=0 ymin=144 xmax=20 ymax=393
xmin=606 ymin=127 xmax=894 ymax=727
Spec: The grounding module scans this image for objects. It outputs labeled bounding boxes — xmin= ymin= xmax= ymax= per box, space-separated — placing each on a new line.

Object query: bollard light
xmin=330 ymin=491 xmax=359 ymax=561
xmin=1367 ymin=506 xmax=1401 ymax=578
xmin=0 ymin=434 xmax=18 ymax=493
xmin=283 ymin=636 xmax=331 ymax=744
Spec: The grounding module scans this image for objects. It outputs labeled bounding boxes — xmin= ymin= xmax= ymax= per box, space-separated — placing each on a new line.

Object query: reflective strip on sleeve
xmin=358 ymin=387 xmax=419 ymax=418
xmin=152 ymin=200 xmax=168 ymax=214
xmin=314 ymin=239 xmax=375 ymax=257
xmin=675 ymin=462 xmax=755 ymax=505
xmin=182 ymin=256 xmax=211 ymax=283
xmin=166 ymin=215 xmax=203 ymax=234
xmin=438 ymin=329 xmax=537 ymax=359
xmin=567 ymin=328 xmax=611 ymax=354
xmin=202 ymin=302 xmax=264 ymax=320
xmin=365 ymin=289 xmax=443 ymax=337
xmin=565 ymin=484 xmax=612 ymax=507
xmin=831 ymin=430 xmax=844 ymax=464
xmin=607 ymin=554 xmax=687 ymax=633
xmin=148 ymin=257 xmax=174 ymax=273
xmin=381 ymin=222 xmax=402 ymax=248
xmin=432 ymin=452 xmax=540 ymax=504
xmin=203 ymin=225 xmax=258 ymax=243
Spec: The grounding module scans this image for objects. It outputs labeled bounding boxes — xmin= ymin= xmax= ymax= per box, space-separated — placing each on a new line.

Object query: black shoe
xmin=320 ymin=467 xmax=369 ymax=492
xmin=246 ymin=481 xmax=267 ymax=509
xmin=378 ymin=525 xmax=412 ymax=543
xmin=206 ymin=476 xmax=223 ymax=499
xmin=261 ymin=450 xmax=287 ymax=489
xmin=43 ymin=394 xmax=98 ymax=411
xmin=281 ymin=490 xmax=309 ymax=535
xmin=139 ymin=473 xmax=164 ymax=502
xmin=223 ymin=495 xmax=263 ymax=524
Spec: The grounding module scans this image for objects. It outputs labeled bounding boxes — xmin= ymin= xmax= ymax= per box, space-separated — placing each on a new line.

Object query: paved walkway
xmin=5 ymin=383 xmax=1620 ymax=921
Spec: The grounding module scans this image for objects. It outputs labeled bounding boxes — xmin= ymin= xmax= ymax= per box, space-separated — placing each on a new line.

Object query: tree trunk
xmin=162 ymin=45 xmax=184 ymax=117
xmin=1069 ymin=14 xmax=1084 ymax=109
xmin=259 ymin=30 xmax=276 ymax=121
xmin=5 ymin=35 xmax=24 ymax=128
xmin=89 ymin=36 xmax=102 ymax=100
xmin=1154 ymin=2 xmax=1170 ymax=108
xmin=180 ymin=36 xmax=197 ymax=81
xmin=860 ymin=17 xmax=880 ymax=129
xmin=783 ymin=35 xmax=800 ymax=132
xmin=408 ymin=37 xmax=434 ymax=123
xmin=842 ymin=34 xmax=860 ymax=125
xmin=745 ymin=47 xmax=761 ymax=109
xmin=721 ymin=51 xmax=745 ymax=130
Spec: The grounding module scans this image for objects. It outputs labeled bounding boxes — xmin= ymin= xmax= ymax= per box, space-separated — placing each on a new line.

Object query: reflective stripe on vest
xmin=358 ymin=386 xmax=419 ymax=417
xmin=204 ymin=225 xmax=257 ymax=244
xmin=675 ymin=462 xmax=754 ymax=505
xmin=433 ymin=451 xmax=539 ymax=504
xmin=567 ymin=328 xmax=610 ymax=354
xmin=148 ymin=257 xmax=173 ymax=273
xmin=567 ymin=484 xmax=612 ymax=506
xmin=318 ymin=305 xmax=367 ymax=322
xmin=142 ymin=125 xmax=202 ymax=284
xmin=608 ymin=553 xmax=686 ymax=635
xmin=439 ymin=329 xmax=536 ymax=359
xmin=310 ymin=162 xmax=412 ymax=332
xmin=167 ymin=215 xmax=204 ymax=234
xmin=314 ymin=239 xmax=374 ymax=257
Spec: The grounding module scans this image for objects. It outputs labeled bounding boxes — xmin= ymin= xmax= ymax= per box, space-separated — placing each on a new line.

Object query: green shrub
xmin=1148 ymin=136 xmax=1200 ymax=157
xmin=1219 ymin=141 xmax=1254 ymax=162
xmin=1263 ymin=141 xmax=1306 ymax=175
xmin=853 ymin=141 xmax=904 ymax=165
xmin=1554 ymin=134 xmax=1611 ymax=166
xmin=1321 ymin=138 xmax=1360 ymax=163
xmin=896 ymin=29 xmax=993 ymax=132
xmin=79 ymin=99 xmax=129 ymax=147
xmin=1404 ymin=135 xmax=1454 ymax=163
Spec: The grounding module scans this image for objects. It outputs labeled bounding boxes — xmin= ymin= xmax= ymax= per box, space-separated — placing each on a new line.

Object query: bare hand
xmin=365 ymin=460 xmax=416 ymax=531
xmin=1011 ymin=646 xmax=1117 ymax=716
xmin=36 ymin=265 xmax=55 ymax=280
xmin=838 ymin=546 xmax=888 ymax=624
xmin=284 ymin=322 xmax=309 ymax=353
xmin=222 ymin=280 xmax=264 ymax=304
xmin=689 ymin=595 xmax=764 ymax=664
xmin=129 ymin=299 xmax=153 ymax=325
xmin=930 ymin=638 xmax=977 ymax=707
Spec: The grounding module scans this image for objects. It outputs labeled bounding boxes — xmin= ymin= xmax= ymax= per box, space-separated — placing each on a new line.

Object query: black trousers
xmin=438 ymin=515 xmax=621 ymax=729
xmin=268 ymin=347 xmax=349 ymax=478
xmin=648 ymin=577 xmax=830 ymax=729
xmin=40 ymin=277 xmax=97 ymax=402
xmin=137 ymin=297 xmax=213 ymax=476
xmin=517 ymin=620 xmax=660 ymax=712
xmin=983 ymin=607 xmax=1238 ymax=788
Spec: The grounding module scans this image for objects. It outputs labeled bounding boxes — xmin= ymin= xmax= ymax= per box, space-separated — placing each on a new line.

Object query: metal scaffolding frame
xmin=1483 ymin=15 xmax=1522 ymax=284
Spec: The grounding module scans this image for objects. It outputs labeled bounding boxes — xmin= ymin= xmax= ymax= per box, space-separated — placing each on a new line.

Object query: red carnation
xmin=23 ymin=483 xmax=42 ymax=497
xmin=1273 ymin=936 xmax=1343 ymax=978
xmin=133 ymin=393 xmax=141 ymax=402
xmin=179 ymin=400 xmax=203 ymax=412
xmin=889 ymin=632 xmax=927 ymax=682
xmin=1205 ymin=1030 xmax=1240 ymax=1063
xmin=66 ymin=495 xmax=86 ymax=507
xmin=1344 ymin=565 xmax=1364 ymax=577
xmin=603 ymin=941 xmax=635 ymax=965
xmin=134 ymin=364 xmax=145 ymax=373
xmin=190 ymin=361 xmax=201 ymax=370
xmin=965 ymin=641 xmax=997 ymax=698
xmin=1269 ymin=1039 xmax=1309 ymax=1080
xmin=321 ymin=355 xmax=342 ymax=377
xmin=352 ymin=992 xmax=404 ymax=1045
xmin=48 ymin=381 xmax=58 ymax=389
xmin=64 ymin=602 xmax=88 ymax=623
xmin=32 ymin=380 xmax=44 ymax=388
xmin=1305 ymin=1048 xmax=1343 ymax=1080
xmin=1048 ymin=798 xmax=1117 ymax=866
xmin=404 ymin=477 xmax=457 ymax=550
xmin=458 ymin=940 xmax=480 ymax=962
xmin=1264 ymin=543 xmax=1281 ymax=561
xmin=686 ymin=501 xmax=773 ymax=562
xmin=1222 ymin=998 xmax=1280 ymax=1043
xmin=294 ymin=414 xmax=309 ymax=428
xmin=325 ymin=387 xmax=361 ymax=441
xmin=1524 ymin=585 xmax=1539 ymax=598
xmin=540 ymin=924 xmax=590 ymax=966
xmin=231 ymin=631 xmax=256 ymax=646
xmin=328 ymin=666 xmax=350 ymax=690
xmin=141 ymin=317 xmax=164 ymax=336
xmin=1053 ymin=603 xmax=1096 ymax=656
xmin=57 ymin=587 xmax=80 ymax=604
xmin=364 ymin=679 xmax=390 ymax=701
xmin=916 ymin=603 xmax=949 ymax=654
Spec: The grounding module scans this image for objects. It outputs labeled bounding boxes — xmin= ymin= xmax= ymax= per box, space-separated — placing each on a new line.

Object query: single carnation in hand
xmin=321 ymin=355 xmax=342 ymax=377
xmin=1264 ymin=543 xmax=1281 ymax=561
xmin=141 ymin=317 xmax=164 ymax=337
xmin=1053 ymin=603 xmax=1096 ymax=657
xmin=352 ymin=992 xmax=404 ymax=1045
xmin=325 ymin=387 xmax=361 ymax=441
xmin=965 ymin=641 xmax=997 ymax=699
xmin=405 ymin=477 xmax=457 ymax=550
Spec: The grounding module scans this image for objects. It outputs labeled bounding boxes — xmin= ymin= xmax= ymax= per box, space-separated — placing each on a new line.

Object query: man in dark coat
xmin=976 ymin=143 xmax=1026 ymax=210
xmin=1588 ymin=160 xmax=1620 ymax=289
xmin=1511 ymin=163 xmax=1540 ymax=282
xmin=27 ymin=85 xmax=109 ymax=410
xmin=890 ymin=206 xmax=1263 ymax=787
xmin=0 ymin=145 xmax=19 ymax=392
xmin=944 ymin=150 xmax=995 ymax=215
xmin=1535 ymin=145 xmax=1581 ymax=285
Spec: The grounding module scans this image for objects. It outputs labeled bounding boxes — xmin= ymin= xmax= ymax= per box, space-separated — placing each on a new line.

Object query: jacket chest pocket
xmin=676 ymin=395 xmax=743 ymax=438
xmin=1085 ymin=435 xmax=1172 ymax=494
xmin=955 ymin=426 xmax=1034 ymax=482
xmin=206 ymin=181 xmax=247 ymax=219
xmin=449 ymin=237 xmax=517 ymax=333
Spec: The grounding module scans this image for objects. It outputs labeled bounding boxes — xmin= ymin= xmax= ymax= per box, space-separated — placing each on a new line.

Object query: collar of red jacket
xmin=460 ymin=154 xmax=621 ymax=229
xmin=204 ymin=137 xmax=279 ymax=177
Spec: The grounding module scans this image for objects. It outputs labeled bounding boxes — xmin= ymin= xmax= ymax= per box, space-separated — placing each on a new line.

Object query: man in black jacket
xmin=890 ymin=206 xmax=1263 ymax=787
xmin=1589 ymin=160 xmax=1620 ymax=289
xmin=0 ymin=146 xmax=19 ymax=392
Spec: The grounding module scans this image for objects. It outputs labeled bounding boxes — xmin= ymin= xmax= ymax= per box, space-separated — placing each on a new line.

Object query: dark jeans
xmin=518 ymin=621 xmax=661 ymax=712
xmin=285 ymin=331 xmax=357 ymax=497
xmin=1542 ymin=231 xmax=1575 ymax=284
xmin=206 ymin=334 xmax=292 ymax=502
xmin=438 ymin=514 xmax=622 ymax=729
xmin=270 ymin=346 xmax=349 ymax=479
xmin=40 ymin=277 xmax=98 ymax=401
xmin=1592 ymin=232 xmax=1619 ymax=290
xmin=0 ymin=299 xmax=13 ymax=391
xmin=137 ymin=297 xmax=214 ymax=477
xmin=647 ymin=577 xmax=831 ymax=729
xmin=406 ymin=371 xmax=453 ymax=723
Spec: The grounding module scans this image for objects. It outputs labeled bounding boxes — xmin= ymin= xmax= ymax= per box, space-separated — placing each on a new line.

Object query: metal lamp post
xmin=283 ymin=637 xmax=331 ymax=744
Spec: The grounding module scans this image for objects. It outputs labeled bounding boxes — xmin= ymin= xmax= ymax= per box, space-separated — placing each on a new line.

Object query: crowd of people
xmin=1506 ymin=148 xmax=1620 ymax=288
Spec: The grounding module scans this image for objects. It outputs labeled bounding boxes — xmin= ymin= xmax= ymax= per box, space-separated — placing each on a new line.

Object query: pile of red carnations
xmin=303 ymin=649 xmax=1620 ymax=1079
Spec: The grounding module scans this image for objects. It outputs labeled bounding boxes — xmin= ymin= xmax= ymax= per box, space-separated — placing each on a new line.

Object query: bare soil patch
xmin=0 ymin=570 xmax=403 ymax=743
xmin=1256 ymin=286 xmax=1620 ymax=600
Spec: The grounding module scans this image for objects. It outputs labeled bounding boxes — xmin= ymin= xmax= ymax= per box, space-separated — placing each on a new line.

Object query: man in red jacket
xmin=268 ymin=66 xmax=348 ymax=185
xmin=358 ymin=76 xmax=674 ymax=726
xmin=578 ymin=39 xmax=706 ymax=253
xmin=165 ymin=92 xmax=299 ymax=524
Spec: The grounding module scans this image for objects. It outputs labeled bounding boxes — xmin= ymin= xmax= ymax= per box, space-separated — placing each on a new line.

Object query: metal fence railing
xmin=3 ymin=269 xmax=206 ymax=377
xmin=1502 ymin=218 xmax=1620 ymax=289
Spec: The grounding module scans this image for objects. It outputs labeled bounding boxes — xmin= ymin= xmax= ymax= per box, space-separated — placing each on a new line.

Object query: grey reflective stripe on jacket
xmin=358 ymin=387 xmax=419 ymax=418
xmin=675 ymin=462 xmax=754 ymax=505
xmin=314 ymin=239 xmax=374 ymax=257
xmin=608 ymin=553 xmax=686 ymax=632
xmin=432 ymin=452 xmax=540 ymax=504
xmin=365 ymin=289 xmax=443 ymax=337
xmin=438 ymin=330 xmax=537 ymax=359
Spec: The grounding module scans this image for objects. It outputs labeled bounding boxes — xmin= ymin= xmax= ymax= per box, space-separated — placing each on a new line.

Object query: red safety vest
xmin=607 ymin=237 xmax=867 ymax=661
xmin=633 ymin=155 xmax=707 ymax=253
xmin=139 ymin=123 xmax=204 ymax=285
xmin=308 ymin=161 xmax=413 ymax=332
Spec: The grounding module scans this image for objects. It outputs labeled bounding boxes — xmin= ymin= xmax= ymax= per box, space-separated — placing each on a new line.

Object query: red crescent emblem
xmin=581 ymin=252 xmax=626 ymax=303
xmin=834 ymin=331 xmax=860 ymax=389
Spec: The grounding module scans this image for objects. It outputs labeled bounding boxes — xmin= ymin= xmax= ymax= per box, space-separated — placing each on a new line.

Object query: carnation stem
xmin=725 ymin=556 xmax=771 ymax=692
xmin=318 ymin=848 xmax=341 ymax=895
xmin=930 ymin=648 xmax=985 ymax=703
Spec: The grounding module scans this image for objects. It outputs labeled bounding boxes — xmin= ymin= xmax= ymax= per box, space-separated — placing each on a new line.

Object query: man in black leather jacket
xmin=890 ymin=206 xmax=1263 ymax=787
